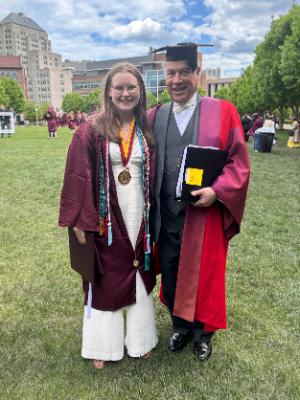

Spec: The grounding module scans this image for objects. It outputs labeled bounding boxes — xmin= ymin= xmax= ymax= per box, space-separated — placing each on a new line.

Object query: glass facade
xmin=73 ymin=81 xmax=101 ymax=90
xmin=145 ymin=69 xmax=166 ymax=99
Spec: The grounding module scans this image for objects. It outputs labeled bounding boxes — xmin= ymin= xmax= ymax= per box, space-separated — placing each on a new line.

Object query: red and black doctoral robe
xmin=149 ymin=97 xmax=250 ymax=332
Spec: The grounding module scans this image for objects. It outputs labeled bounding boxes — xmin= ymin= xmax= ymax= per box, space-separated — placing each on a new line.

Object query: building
xmin=0 ymin=12 xmax=72 ymax=109
xmin=0 ymin=55 xmax=27 ymax=98
xmin=205 ymin=77 xmax=237 ymax=97
xmin=205 ymin=67 xmax=221 ymax=79
xmin=70 ymin=51 xmax=203 ymax=99
xmin=71 ymin=54 xmax=167 ymax=99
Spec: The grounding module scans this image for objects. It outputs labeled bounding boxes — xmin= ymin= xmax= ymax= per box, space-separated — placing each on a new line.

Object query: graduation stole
xmin=98 ymin=119 xmax=151 ymax=271
xmin=119 ymin=118 xmax=135 ymax=163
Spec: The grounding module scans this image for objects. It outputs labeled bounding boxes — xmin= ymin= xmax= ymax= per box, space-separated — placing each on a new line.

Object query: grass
xmin=0 ymin=126 xmax=299 ymax=400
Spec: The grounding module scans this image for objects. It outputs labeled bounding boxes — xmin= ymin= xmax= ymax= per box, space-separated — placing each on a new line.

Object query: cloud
xmin=86 ymin=0 xmax=187 ymax=22
xmin=195 ymin=0 xmax=297 ymax=68
xmin=108 ymin=18 xmax=164 ymax=41
xmin=202 ymin=50 xmax=254 ymax=74
xmin=226 ymin=38 xmax=261 ymax=54
xmin=1 ymin=0 xmax=299 ymax=72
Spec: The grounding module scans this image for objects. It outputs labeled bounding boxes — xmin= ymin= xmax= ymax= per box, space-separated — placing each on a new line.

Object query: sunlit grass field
xmin=0 ymin=126 xmax=299 ymax=400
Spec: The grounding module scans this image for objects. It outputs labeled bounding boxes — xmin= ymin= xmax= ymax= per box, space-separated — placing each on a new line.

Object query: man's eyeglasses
xmin=111 ymin=85 xmax=139 ymax=94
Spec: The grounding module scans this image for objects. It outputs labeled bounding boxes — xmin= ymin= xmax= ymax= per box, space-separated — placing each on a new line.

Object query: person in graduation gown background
xmin=148 ymin=43 xmax=250 ymax=361
xmin=59 ymin=62 xmax=157 ymax=369
xmin=44 ymin=105 xmax=58 ymax=138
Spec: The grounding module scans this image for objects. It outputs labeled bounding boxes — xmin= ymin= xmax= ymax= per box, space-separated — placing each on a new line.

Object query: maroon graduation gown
xmin=59 ymin=122 xmax=156 ymax=311
xmin=44 ymin=111 xmax=57 ymax=133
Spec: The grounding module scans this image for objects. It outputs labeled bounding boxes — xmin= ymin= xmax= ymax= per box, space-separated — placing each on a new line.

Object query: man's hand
xmin=73 ymin=227 xmax=86 ymax=244
xmin=190 ymin=187 xmax=217 ymax=208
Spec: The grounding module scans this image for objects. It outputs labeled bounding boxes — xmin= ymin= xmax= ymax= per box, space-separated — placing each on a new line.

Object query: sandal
xmin=141 ymin=352 xmax=151 ymax=360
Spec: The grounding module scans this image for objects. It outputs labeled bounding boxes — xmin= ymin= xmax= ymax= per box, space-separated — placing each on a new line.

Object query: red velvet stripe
xmin=194 ymin=204 xmax=228 ymax=331
xmin=172 ymin=206 xmax=207 ymax=322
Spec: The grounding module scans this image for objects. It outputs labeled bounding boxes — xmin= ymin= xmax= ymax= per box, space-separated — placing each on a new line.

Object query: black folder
xmin=68 ymin=228 xmax=98 ymax=283
xmin=176 ymin=145 xmax=227 ymax=202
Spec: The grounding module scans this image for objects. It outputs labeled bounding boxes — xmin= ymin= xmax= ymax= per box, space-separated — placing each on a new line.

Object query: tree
xmin=146 ymin=91 xmax=157 ymax=108
xmin=38 ymin=102 xmax=50 ymax=120
xmin=251 ymin=6 xmax=300 ymax=126
xmin=83 ymin=89 xmax=102 ymax=113
xmin=197 ymin=87 xmax=206 ymax=96
xmin=230 ymin=66 xmax=259 ymax=115
xmin=0 ymin=77 xmax=25 ymax=112
xmin=0 ymin=80 xmax=8 ymax=106
xmin=158 ymin=89 xmax=171 ymax=104
xmin=280 ymin=5 xmax=300 ymax=119
xmin=24 ymin=101 xmax=38 ymax=122
xmin=213 ymin=86 xmax=232 ymax=101
xmin=62 ymin=92 xmax=85 ymax=113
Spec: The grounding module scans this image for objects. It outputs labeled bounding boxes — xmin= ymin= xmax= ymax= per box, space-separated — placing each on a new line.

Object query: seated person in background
xmin=287 ymin=117 xmax=300 ymax=148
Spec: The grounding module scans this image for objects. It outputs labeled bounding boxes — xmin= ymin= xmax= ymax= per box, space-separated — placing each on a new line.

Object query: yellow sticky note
xmin=185 ymin=168 xmax=203 ymax=186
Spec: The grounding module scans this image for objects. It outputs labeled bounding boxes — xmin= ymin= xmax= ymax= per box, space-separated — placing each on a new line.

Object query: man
xmin=149 ymin=43 xmax=250 ymax=360
xmin=241 ymin=114 xmax=252 ymax=142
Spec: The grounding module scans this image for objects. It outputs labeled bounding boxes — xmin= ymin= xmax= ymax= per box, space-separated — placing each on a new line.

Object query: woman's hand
xmin=73 ymin=227 xmax=86 ymax=244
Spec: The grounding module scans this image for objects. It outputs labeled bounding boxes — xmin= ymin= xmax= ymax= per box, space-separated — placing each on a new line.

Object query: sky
xmin=0 ymin=0 xmax=298 ymax=76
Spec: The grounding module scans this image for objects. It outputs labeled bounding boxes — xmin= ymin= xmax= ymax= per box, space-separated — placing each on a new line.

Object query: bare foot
xmin=91 ymin=360 xmax=105 ymax=369
xmin=141 ymin=352 xmax=151 ymax=360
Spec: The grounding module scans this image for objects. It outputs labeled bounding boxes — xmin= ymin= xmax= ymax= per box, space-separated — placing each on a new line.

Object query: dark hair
xmin=93 ymin=62 xmax=154 ymax=145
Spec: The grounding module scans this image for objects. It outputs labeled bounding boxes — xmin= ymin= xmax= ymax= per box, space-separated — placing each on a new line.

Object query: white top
xmin=109 ymin=135 xmax=144 ymax=248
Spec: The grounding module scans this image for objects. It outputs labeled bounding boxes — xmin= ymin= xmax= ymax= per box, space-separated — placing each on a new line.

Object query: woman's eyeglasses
xmin=111 ymin=85 xmax=139 ymax=94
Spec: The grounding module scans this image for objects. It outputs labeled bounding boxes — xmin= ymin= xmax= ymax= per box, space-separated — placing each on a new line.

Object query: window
xmin=73 ymin=81 xmax=101 ymax=90
xmin=0 ymin=71 xmax=17 ymax=79
xmin=145 ymin=70 xmax=166 ymax=94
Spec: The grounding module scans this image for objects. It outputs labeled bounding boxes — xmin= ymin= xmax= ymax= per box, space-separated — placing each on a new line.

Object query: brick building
xmin=0 ymin=55 xmax=27 ymax=98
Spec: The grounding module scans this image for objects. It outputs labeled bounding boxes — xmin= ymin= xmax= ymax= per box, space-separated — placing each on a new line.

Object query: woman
xmin=249 ymin=113 xmax=263 ymax=138
xmin=44 ymin=106 xmax=57 ymax=138
xmin=59 ymin=63 xmax=158 ymax=369
xmin=287 ymin=117 xmax=300 ymax=148
xmin=67 ymin=111 xmax=76 ymax=131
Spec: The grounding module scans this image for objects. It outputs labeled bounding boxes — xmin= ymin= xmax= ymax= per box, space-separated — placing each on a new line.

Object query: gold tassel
xmin=99 ymin=217 xmax=105 ymax=236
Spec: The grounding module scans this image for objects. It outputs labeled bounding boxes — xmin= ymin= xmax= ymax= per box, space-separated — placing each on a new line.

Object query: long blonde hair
xmin=93 ymin=62 xmax=154 ymax=145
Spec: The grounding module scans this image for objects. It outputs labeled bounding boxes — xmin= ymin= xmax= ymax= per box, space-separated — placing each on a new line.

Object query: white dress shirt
xmin=173 ymin=92 xmax=197 ymax=136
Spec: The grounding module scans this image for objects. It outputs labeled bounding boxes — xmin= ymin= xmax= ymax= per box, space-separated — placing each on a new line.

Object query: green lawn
xmin=0 ymin=126 xmax=299 ymax=400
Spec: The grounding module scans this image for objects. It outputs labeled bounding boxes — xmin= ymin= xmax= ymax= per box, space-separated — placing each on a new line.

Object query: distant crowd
xmin=43 ymin=106 xmax=97 ymax=138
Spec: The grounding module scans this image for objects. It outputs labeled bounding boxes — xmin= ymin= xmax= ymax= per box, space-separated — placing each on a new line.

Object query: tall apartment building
xmin=0 ymin=12 xmax=72 ymax=109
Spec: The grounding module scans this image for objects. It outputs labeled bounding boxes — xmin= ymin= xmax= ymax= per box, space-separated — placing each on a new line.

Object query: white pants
xmin=81 ymin=272 xmax=158 ymax=361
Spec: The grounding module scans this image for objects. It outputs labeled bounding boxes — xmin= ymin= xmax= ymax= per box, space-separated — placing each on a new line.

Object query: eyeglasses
xmin=111 ymin=85 xmax=139 ymax=94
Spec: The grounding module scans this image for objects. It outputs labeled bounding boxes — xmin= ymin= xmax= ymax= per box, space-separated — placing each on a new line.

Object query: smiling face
xmin=165 ymin=60 xmax=199 ymax=105
xmin=109 ymin=72 xmax=140 ymax=117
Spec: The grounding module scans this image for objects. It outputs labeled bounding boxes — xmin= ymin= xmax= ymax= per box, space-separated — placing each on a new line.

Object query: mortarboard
xmin=152 ymin=42 xmax=214 ymax=71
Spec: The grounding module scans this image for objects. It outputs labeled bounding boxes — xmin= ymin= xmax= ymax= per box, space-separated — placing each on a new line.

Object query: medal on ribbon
xmin=118 ymin=118 xmax=135 ymax=185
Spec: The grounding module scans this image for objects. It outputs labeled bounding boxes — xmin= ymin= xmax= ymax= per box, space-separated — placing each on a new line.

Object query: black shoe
xmin=193 ymin=339 xmax=212 ymax=361
xmin=168 ymin=332 xmax=190 ymax=352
